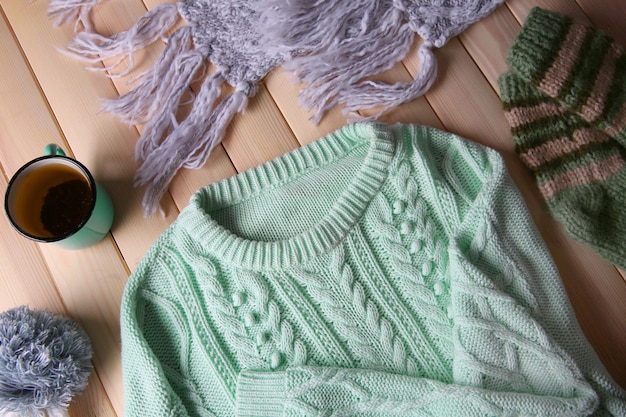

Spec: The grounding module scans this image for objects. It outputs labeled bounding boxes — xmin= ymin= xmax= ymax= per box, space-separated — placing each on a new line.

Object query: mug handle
xmin=44 ymin=143 xmax=66 ymax=156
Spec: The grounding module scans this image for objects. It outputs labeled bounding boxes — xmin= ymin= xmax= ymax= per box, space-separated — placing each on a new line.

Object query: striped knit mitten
xmin=507 ymin=7 xmax=626 ymax=147
xmin=499 ymin=71 xmax=626 ymax=270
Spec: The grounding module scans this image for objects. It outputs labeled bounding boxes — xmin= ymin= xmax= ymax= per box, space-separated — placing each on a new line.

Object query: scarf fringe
xmin=47 ymin=0 xmax=104 ymax=32
xmin=47 ymin=1 xmax=256 ymax=216
xmin=62 ymin=3 xmax=180 ymax=77
xmin=341 ymin=40 xmax=438 ymax=120
xmin=102 ymin=26 xmax=202 ymax=132
xmin=260 ymin=0 xmax=438 ymax=122
xmin=135 ymin=78 xmax=249 ymax=217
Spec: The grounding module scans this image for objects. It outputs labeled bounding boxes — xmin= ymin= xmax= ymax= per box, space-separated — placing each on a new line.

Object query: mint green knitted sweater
xmin=121 ymin=123 xmax=626 ymax=416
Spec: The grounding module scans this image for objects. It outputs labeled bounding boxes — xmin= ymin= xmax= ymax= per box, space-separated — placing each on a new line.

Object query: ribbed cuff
xmin=498 ymin=70 xmax=545 ymax=108
xmin=507 ymin=7 xmax=572 ymax=83
xmin=236 ymin=371 xmax=287 ymax=417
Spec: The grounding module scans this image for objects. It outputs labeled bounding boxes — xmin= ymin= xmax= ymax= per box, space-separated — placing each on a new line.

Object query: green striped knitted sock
xmin=507 ymin=7 xmax=626 ymax=146
xmin=499 ymin=71 xmax=626 ymax=270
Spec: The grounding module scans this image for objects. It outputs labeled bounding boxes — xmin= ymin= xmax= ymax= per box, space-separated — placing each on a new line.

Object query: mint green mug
xmin=4 ymin=144 xmax=114 ymax=249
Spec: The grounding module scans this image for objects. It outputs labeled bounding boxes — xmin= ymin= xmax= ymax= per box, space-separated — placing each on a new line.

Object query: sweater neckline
xmin=180 ymin=122 xmax=396 ymax=270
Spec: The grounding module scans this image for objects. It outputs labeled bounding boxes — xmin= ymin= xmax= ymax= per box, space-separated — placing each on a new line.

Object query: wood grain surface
xmin=1 ymin=1 xmax=624 ymax=415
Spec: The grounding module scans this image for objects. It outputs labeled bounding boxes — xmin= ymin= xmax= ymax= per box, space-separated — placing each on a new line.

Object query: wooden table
xmin=1 ymin=1 xmax=625 ymax=415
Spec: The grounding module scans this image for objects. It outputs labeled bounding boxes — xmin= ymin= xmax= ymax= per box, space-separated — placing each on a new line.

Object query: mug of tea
xmin=4 ymin=144 xmax=114 ymax=250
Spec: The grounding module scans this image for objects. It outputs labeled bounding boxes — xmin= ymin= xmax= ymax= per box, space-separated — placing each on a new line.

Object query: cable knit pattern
xmin=293 ymin=245 xmax=421 ymax=377
xmin=121 ymin=122 xmax=626 ymax=416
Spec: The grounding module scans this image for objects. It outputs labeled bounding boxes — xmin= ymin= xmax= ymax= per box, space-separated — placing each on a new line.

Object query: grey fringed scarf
xmin=48 ymin=0 xmax=503 ymax=216
xmin=261 ymin=0 xmax=505 ymax=122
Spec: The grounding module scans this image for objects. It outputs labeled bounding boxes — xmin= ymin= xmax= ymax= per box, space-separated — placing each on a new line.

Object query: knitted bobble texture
xmin=507 ymin=7 xmax=626 ymax=146
xmin=499 ymin=71 xmax=626 ymax=270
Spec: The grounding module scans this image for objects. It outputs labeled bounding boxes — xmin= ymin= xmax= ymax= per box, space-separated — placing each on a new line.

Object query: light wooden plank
xmin=442 ymin=0 xmax=626 ymax=387
xmin=0 ymin=7 xmax=59 ymax=310
xmin=0 ymin=176 xmax=118 ymax=417
xmin=0 ymin=8 xmax=61 ymax=166
xmin=168 ymin=145 xmax=238 ymax=206
xmin=1 ymin=3 xmax=624 ymax=417
xmin=550 ymin=237 xmax=626 ymax=386
xmin=1 ymin=0 xmax=177 ymax=268
xmin=264 ymin=68 xmax=351 ymax=146
xmin=506 ymin=0 xmax=589 ymax=25
xmin=63 ymin=373 xmax=118 ymax=417
xmin=36 ymin=242 xmax=129 ymax=415
xmin=0 ymin=2 xmax=140 ymax=414
xmin=458 ymin=3 xmax=520 ymax=91
xmin=0 ymin=13 xmax=116 ymax=404
xmin=221 ymin=82 xmax=300 ymax=172
xmin=406 ymin=37 xmax=514 ymax=151
xmin=0 ymin=9 xmax=118 ymax=416
xmin=575 ymin=0 xmax=626 ymax=51
xmin=357 ymin=56 xmax=445 ymax=130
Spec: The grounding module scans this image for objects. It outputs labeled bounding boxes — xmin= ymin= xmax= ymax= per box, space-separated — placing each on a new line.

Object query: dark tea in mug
xmin=5 ymin=144 xmax=114 ymax=249
xmin=8 ymin=159 xmax=94 ymax=239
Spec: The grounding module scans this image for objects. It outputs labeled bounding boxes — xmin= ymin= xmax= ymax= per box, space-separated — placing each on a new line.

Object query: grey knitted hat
xmin=0 ymin=306 xmax=92 ymax=417
xmin=49 ymin=0 xmax=503 ymax=216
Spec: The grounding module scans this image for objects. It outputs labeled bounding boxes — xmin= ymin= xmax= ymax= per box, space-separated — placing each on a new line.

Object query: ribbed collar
xmin=179 ymin=122 xmax=396 ymax=270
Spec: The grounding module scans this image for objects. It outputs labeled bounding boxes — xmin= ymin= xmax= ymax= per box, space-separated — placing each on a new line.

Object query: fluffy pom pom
xmin=0 ymin=306 xmax=93 ymax=417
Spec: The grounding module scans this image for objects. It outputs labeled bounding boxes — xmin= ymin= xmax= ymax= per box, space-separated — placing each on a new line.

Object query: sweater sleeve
xmin=235 ymin=130 xmax=626 ymax=417
xmin=445 ymin=140 xmax=626 ymax=416
xmin=120 ymin=230 xmax=194 ymax=417
xmin=235 ymin=365 xmax=600 ymax=417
